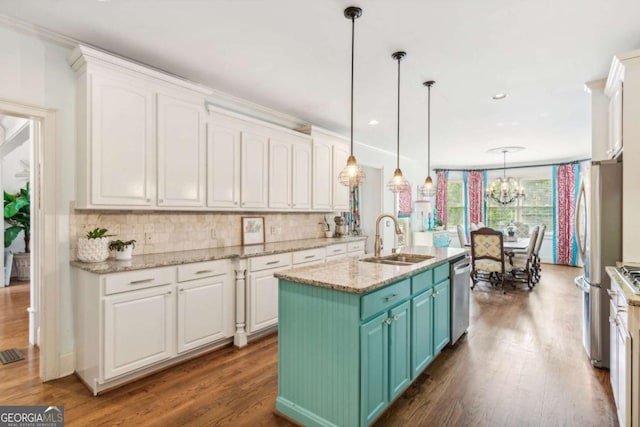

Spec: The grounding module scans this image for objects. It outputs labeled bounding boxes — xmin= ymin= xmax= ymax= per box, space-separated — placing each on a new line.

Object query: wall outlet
xmin=270 ymin=226 xmax=280 ymax=235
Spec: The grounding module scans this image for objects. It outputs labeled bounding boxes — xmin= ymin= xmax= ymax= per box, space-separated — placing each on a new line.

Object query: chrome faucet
xmin=374 ymin=213 xmax=403 ymax=257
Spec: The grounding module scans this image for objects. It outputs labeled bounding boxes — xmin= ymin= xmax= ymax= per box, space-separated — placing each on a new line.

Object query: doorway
xmin=359 ymin=165 xmax=395 ymax=255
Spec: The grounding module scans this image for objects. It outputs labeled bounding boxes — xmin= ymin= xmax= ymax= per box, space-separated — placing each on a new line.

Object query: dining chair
xmin=456 ymin=224 xmax=467 ymax=248
xmin=508 ymin=226 xmax=539 ymax=289
xmin=531 ymin=224 xmax=546 ymax=283
xmin=470 ymin=227 xmax=511 ymax=291
xmin=513 ymin=221 xmax=530 ymax=238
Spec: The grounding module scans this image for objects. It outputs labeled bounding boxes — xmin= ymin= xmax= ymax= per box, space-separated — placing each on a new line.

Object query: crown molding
xmin=0 ymin=14 xmax=77 ymax=48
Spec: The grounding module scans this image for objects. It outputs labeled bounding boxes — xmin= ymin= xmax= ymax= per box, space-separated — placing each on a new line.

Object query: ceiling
xmin=2 ymin=0 xmax=640 ymax=168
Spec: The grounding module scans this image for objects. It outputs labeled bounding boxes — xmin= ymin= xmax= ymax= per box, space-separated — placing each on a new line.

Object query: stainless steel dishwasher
xmin=451 ymin=255 xmax=471 ymax=344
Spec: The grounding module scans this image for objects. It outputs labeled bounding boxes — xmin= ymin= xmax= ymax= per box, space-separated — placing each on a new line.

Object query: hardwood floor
xmin=0 ymin=265 xmax=617 ymax=426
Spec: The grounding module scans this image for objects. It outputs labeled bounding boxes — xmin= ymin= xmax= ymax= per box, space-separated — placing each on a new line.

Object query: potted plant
xmin=4 ymin=182 xmax=30 ymax=281
xmin=108 ymin=239 xmax=136 ymax=260
xmin=77 ymin=227 xmax=112 ymax=262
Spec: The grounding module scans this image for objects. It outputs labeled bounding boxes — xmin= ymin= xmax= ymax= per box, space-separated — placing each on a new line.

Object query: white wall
xmin=0 ymin=25 xmax=76 ymax=354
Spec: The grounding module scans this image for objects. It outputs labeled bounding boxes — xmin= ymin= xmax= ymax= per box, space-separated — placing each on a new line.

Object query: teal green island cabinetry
xmin=274 ymin=246 xmax=466 ymax=427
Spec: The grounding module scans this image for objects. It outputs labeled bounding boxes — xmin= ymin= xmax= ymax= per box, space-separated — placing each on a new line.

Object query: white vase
xmin=114 ymin=245 xmax=134 ymax=260
xmin=77 ymin=237 xmax=110 ymax=262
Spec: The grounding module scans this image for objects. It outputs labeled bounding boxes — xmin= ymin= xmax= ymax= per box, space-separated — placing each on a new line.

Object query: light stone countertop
xmin=607 ymin=265 xmax=640 ymax=307
xmin=275 ymin=246 xmax=468 ymax=294
xmin=70 ymin=236 xmax=367 ymax=274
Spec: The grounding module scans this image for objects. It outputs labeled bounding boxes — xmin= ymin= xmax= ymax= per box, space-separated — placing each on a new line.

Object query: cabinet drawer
xmin=177 ymin=260 xmax=228 ymax=282
xmin=433 ymin=263 xmax=449 ymax=284
xmin=361 ymin=279 xmax=411 ymax=320
xmin=103 ymin=267 xmax=175 ymax=295
xmin=347 ymin=241 xmax=365 ymax=253
xmin=249 ymin=253 xmax=291 ymax=272
xmin=412 ymin=269 xmax=433 ymax=294
xmin=326 ymin=243 xmax=347 ymax=257
xmin=293 ymin=248 xmax=325 ymax=265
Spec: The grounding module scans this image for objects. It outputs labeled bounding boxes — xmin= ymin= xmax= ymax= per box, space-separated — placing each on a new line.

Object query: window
xmin=447 ymin=181 xmax=464 ymax=228
xmin=486 ymin=178 xmax=553 ymax=230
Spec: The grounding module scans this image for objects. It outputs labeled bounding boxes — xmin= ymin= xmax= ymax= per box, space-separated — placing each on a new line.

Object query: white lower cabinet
xmin=103 ymin=285 xmax=175 ymax=380
xmin=73 ymin=260 xmax=234 ymax=394
xmin=247 ymin=253 xmax=292 ymax=334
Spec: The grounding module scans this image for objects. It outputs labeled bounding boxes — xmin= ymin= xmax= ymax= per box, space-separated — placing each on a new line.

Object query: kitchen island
xmin=274 ymin=246 xmax=466 ymax=427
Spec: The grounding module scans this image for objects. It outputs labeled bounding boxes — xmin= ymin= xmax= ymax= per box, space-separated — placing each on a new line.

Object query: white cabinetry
xmin=269 ymin=137 xmax=292 ymax=209
xmin=325 ymin=243 xmax=348 ymax=262
xmin=312 ymin=138 xmax=333 ymax=210
xmin=82 ymin=72 xmax=156 ymax=207
xmin=104 ymin=285 xmax=174 ymax=380
xmin=69 ymin=45 xmax=210 ymax=209
xmin=207 ymin=115 xmax=241 ymax=208
xmin=607 ymin=79 xmax=623 ymax=159
xmin=241 ymin=131 xmax=269 ymax=209
xmin=608 ymin=278 xmax=632 ymax=427
xmin=157 ymin=94 xmax=206 ymax=207
xmin=247 ymin=253 xmax=291 ymax=334
xmin=291 ymin=139 xmax=312 ymax=210
xmin=73 ymin=259 xmax=234 ymax=394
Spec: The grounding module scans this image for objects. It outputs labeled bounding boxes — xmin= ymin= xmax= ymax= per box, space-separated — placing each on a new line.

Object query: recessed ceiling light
xmin=368 ymin=119 xmax=379 ymax=125
xmin=492 ymin=93 xmax=507 ymax=100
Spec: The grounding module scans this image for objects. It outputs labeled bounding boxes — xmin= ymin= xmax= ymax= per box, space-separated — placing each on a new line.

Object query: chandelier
xmin=485 ymin=148 xmax=525 ymax=205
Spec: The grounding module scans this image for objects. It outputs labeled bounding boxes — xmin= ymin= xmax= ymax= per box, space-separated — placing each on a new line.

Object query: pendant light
xmin=387 ymin=51 xmax=411 ymax=193
xmin=420 ymin=80 xmax=436 ymax=198
xmin=338 ymin=6 xmax=366 ymax=187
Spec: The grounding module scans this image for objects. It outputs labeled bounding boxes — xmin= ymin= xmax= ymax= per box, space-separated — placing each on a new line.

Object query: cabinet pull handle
xmin=304 ymin=255 xmax=316 ymax=259
xmin=385 ymin=294 xmax=398 ymax=303
xmin=166 ymin=291 xmax=172 ymax=295
xmin=195 ymin=269 xmax=213 ymax=274
xmin=607 ymin=289 xmax=618 ymax=297
xmin=129 ymin=278 xmax=154 ymax=285
xmin=332 ymin=249 xmax=342 ymax=253
xmin=159 ymin=199 xmax=164 ymax=203
xmin=266 ymin=260 xmax=280 ymax=265
xmin=392 ymin=314 xmax=399 ymax=321
xmin=179 ymin=288 xmax=184 ymax=292
xmin=384 ymin=318 xmax=392 ymax=325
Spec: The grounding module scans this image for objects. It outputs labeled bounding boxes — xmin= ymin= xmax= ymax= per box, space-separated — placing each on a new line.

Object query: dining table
xmin=465 ymin=237 xmax=530 ymax=252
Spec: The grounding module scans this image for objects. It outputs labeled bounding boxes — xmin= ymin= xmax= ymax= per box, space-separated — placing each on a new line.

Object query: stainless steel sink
xmin=360 ymin=253 xmax=435 ymax=266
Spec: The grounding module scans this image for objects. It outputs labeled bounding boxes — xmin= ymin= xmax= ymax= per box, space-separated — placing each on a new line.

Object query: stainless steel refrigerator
xmin=574 ymin=159 xmax=622 ymax=368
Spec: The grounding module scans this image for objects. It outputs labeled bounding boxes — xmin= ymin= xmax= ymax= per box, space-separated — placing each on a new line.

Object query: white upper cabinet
xmin=86 ymin=72 xmax=156 ymax=207
xmin=312 ymin=138 xmax=333 ymax=211
xmin=291 ymin=139 xmax=312 ymax=210
xmin=207 ymin=116 xmax=241 ymax=209
xmin=608 ymin=79 xmax=623 ymax=159
xmin=269 ymin=137 xmax=292 ymax=209
xmin=69 ymin=45 xmax=211 ymax=209
xmin=241 ymin=131 xmax=269 ymax=209
xmin=157 ymin=94 xmax=206 ymax=207
xmin=332 ymin=142 xmax=350 ymax=211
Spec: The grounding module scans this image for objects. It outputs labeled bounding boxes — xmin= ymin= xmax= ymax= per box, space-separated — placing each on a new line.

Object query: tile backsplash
xmin=70 ymin=205 xmax=335 ymax=259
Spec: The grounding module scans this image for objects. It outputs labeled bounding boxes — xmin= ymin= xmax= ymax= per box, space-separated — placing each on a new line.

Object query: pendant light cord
xmin=396 ymin=56 xmax=401 ymax=170
xmin=503 ymin=150 xmax=507 ymax=179
xmin=350 ymin=14 xmax=355 ymax=156
xmin=427 ymin=84 xmax=431 ymax=174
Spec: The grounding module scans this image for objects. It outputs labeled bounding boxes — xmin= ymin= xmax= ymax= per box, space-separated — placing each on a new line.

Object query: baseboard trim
xmin=59 ymin=352 xmax=75 ymax=377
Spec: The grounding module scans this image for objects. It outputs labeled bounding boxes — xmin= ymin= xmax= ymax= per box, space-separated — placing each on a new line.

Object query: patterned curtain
xmin=553 ymin=163 xmax=579 ymax=265
xmin=349 ymin=185 xmax=361 ymax=234
xmin=435 ymin=170 xmax=448 ymax=226
xmin=463 ymin=171 xmax=485 ymax=234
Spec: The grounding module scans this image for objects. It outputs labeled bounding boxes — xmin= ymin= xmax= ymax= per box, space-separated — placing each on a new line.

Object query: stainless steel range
xmin=617 ymin=265 xmax=640 ymax=294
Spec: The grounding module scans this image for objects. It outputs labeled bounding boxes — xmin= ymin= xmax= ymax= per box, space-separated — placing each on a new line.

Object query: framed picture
xmin=241 ymin=216 xmax=265 ymax=246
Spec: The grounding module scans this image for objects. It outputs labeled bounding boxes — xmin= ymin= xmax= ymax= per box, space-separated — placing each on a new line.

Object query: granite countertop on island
xmin=275 ymin=246 xmax=467 ymax=294
xmin=70 ymin=236 xmax=367 ymax=274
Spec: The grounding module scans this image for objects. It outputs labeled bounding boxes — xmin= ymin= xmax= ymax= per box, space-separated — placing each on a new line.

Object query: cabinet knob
xmin=179 ymin=288 xmax=184 ymax=292
xmin=146 ymin=198 xmax=151 ymax=203
xmin=392 ymin=314 xmax=399 ymax=321
xmin=384 ymin=318 xmax=392 ymax=325
xmin=159 ymin=199 xmax=164 ymax=203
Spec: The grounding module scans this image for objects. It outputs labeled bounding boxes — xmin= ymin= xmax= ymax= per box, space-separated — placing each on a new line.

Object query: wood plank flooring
xmin=0 ymin=265 xmax=617 ymax=426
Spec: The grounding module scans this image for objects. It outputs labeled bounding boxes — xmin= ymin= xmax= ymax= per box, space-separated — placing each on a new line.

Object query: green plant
xmin=85 ymin=227 xmax=112 ymax=239
xmin=4 ymin=182 xmax=30 ymax=252
xmin=435 ymin=219 xmax=444 ymax=227
xmin=108 ymin=239 xmax=136 ymax=252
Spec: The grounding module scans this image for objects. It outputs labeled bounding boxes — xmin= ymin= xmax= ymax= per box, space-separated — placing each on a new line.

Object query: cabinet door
xmin=103 ymin=286 xmax=174 ymax=380
xmin=207 ymin=120 xmax=241 ymax=208
xmin=609 ymin=301 xmax=619 ymax=407
xmin=90 ymin=73 xmax=155 ymax=206
xmin=291 ymin=140 xmax=312 ymax=209
xmin=268 ymin=138 xmax=292 ymax=209
xmin=360 ymin=312 xmax=389 ymax=426
xmin=332 ymin=142 xmax=350 ymax=210
xmin=609 ymin=81 xmax=623 ymax=158
xmin=248 ymin=268 xmax=283 ymax=333
xmin=388 ymin=301 xmax=411 ymax=400
xmin=411 ymin=289 xmax=434 ymax=378
xmin=241 ymin=131 xmax=269 ymax=209
xmin=157 ymin=94 xmax=206 ymax=207
xmin=312 ymin=140 xmax=332 ymax=210
xmin=433 ymin=280 xmax=451 ymax=353
xmin=177 ymin=277 xmax=226 ymax=353
xmin=617 ymin=316 xmax=631 ymax=427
